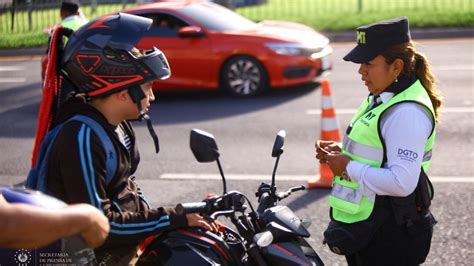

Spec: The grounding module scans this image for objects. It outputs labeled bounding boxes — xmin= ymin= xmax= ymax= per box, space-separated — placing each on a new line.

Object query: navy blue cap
xmin=343 ymin=17 xmax=411 ymax=64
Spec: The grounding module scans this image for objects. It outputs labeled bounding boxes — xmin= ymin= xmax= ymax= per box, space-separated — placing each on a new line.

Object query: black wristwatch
xmin=341 ymin=170 xmax=351 ymax=181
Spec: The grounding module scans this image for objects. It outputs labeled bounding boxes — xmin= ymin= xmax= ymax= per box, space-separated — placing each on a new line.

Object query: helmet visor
xmin=132 ymin=47 xmax=171 ymax=81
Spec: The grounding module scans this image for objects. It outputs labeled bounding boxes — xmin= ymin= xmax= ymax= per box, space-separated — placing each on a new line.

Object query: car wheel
xmin=220 ymin=56 xmax=268 ymax=97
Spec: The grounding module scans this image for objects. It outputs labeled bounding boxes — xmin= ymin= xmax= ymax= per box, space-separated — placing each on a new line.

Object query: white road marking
xmin=0 ymin=66 xmax=23 ymax=71
xmin=306 ymin=108 xmax=357 ymax=115
xmin=2 ymin=174 xmax=473 ymax=187
xmin=306 ymin=107 xmax=474 ymax=115
xmin=0 ymin=77 xmax=26 ymax=83
xmin=0 ymin=66 xmax=26 ymax=83
xmin=434 ymin=65 xmax=474 ymax=71
xmin=159 ymin=173 xmax=474 ymax=183
xmin=429 ymin=177 xmax=474 ymax=183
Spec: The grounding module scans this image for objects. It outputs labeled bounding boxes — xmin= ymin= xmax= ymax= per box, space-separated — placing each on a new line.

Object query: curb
xmin=0 ymin=28 xmax=473 ymax=58
xmin=0 ymin=47 xmax=45 ymax=57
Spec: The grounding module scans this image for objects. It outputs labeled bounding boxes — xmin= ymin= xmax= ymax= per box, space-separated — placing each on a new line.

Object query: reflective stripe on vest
xmin=59 ymin=16 xmax=88 ymax=44
xmin=331 ymin=182 xmax=376 ymax=204
xmin=329 ymin=80 xmax=436 ymax=223
xmin=60 ymin=16 xmax=88 ymax=31
xmin=343 ymin=137 xmax=433 ymax=163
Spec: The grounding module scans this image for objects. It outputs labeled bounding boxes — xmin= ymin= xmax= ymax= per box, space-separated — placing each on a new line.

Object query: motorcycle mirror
xmin=190 ymin=129 xmax=220 ymax=163
xmin=190 ymin=129 xmax=227 ymax=194
xmin=271 ymin=130 xmax=285 ymax=157
xmin=271 ymin=130 xmax=285 ymax=188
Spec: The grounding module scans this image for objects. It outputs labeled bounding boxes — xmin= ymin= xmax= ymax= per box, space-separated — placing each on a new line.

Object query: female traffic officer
xmin=316 ymin=17 xmax=441 ymax=265
xmin=27 ymin=13 xmax=217 ymax=265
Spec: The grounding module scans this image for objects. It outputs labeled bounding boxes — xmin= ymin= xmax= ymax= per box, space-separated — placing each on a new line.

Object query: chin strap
xmin=128 ymin=87 xmax=160 ymax=154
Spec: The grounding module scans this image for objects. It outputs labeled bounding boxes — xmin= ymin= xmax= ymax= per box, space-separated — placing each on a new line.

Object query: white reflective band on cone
xmin=322 ymin=96 xmax=336 ymax=109
xmin=322 ymin=118 xmax=339 ymax=131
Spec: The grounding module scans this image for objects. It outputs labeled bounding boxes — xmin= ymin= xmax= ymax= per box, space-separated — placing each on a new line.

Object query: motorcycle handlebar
xmin=176 ymin=202 xmax=208 ymax=215
xmin=290 ymin=185 xmax=306 ymax=192
xmin=276 ymin=185 xmax=306 ymax=200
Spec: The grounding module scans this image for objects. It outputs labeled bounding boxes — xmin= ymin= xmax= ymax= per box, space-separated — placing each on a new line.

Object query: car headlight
xmin=266 ymin=43 xmax=325 ymax=56
xmin=265 ymin=43 xmax=306 ymax=56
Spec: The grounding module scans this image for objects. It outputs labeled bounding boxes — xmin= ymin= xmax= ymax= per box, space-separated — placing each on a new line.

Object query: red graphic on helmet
xmin=88 ymin=74 xmax=144 ymax=97
xmin=76 ymin=54 xmax=101 ymax=73
xmin=87 ymin=15 xmax=111 ymax=30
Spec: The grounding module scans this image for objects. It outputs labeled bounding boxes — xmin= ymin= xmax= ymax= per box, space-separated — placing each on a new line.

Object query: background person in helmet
xmin=316 ymin=17 xmax=441 ymax=265
xmin=28 ymin=13 xmax=217 ymax=264
xmin=0 ymin=194 xmax=109 ymax=249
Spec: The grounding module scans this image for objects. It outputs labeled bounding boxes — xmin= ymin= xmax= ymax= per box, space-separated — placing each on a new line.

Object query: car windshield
xmin=179 ymin=2 xmax=257 ymax=32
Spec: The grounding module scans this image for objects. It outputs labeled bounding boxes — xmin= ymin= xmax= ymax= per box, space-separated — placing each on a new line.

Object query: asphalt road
xmin=0 ymin=39 xmax=473 ymax=265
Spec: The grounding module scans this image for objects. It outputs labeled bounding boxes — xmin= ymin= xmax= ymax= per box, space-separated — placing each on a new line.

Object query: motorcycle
xmin=137 ymin=129 xmax=324 ymax=265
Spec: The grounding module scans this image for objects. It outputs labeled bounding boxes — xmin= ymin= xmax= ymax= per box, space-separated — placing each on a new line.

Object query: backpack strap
xmin=26 ymin=124 xmax=66 ymax=192
xmin=69 ymin=115 xmax=117 ymax=185
xmin=26 ymin=115 xmax=117 ymax=192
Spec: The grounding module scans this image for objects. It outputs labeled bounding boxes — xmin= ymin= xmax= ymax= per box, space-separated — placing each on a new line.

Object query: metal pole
xmin=10 ymin=0 xmax=15 ymax=31
xmin=27 ymin=0 xmax=32 ymax=31
xmin=358 ymin=0 xmax=363 ymax=13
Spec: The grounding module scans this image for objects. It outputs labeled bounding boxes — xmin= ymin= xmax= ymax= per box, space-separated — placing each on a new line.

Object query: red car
xmin=126 ymin=1 xmax=332 ymax=96
xmin=43 ymin=2 xmax=332 ymax=97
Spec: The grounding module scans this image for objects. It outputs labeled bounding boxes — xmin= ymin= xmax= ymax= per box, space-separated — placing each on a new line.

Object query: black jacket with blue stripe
xmin=46 ymin=97 xmax=188 ymax=260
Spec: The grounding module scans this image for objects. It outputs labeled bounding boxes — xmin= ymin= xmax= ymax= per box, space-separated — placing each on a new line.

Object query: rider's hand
xmin=186 ymin=213 xmax=219 ymax=233
xmin=315 ymin=140 xmax=341 ymax=164
xmin=73 ymin=204 xmax=110 ymax=248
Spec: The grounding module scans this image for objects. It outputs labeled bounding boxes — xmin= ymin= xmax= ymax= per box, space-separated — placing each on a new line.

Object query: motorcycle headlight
xmin=265 ymin=43 xmax=306 ymax=56
xmin=254 ymin=231 xmax=273 ymax=247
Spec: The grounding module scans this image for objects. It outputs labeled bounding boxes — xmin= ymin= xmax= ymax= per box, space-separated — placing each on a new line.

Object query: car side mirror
xmin=271 ymin=130 xmax=285 ymax=157
xmin=177 ymin=26 xmax=205 ymax=38
xmin=190 ymin=129 xmax=219 ymax=162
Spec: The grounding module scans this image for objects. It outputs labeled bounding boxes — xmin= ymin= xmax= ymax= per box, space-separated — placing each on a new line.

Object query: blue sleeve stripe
xmin=78 ymin=125 xmax=98 ymax=208
xmin=80 ymin=123 xmax=172 ymax=235
xmin=85 ymin=127 xmax=103 ymax=208
xmin=110 ymin=215 xmax=169 ymax=229
xmin=110 ymin=221 xmax=171 ymax=235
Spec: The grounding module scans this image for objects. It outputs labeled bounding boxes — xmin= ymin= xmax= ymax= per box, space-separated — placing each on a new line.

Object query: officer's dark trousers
xmin=345 ymin=211 xmax=434 ymax=266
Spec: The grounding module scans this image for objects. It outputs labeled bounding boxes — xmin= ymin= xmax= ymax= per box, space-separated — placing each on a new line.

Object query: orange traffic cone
xmin=308 ymin=79 xmax=342 ymax=188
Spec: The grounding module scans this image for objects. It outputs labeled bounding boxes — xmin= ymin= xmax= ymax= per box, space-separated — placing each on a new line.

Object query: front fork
xmin=231 ymin=215 xmax=268 ymax=266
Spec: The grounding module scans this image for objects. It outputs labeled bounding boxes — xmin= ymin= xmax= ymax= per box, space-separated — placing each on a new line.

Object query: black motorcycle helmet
xmin=61 ymin=13 xmax=170 ymax=153
xmin=62 ymin=12 xmax=170 ymax=98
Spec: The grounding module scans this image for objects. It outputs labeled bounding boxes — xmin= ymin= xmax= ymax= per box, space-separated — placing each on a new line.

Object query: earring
xmin=395 ymin=76 xmax=398 ymax=83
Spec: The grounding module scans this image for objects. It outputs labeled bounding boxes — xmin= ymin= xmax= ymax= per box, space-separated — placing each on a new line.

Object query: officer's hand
xmin=324 ymin=153 xmax=351 ymax=179
xmin=186 ymin=213 xmax=219 ymax=233
xmin=315 ymin=140 xmax=341 ymax=163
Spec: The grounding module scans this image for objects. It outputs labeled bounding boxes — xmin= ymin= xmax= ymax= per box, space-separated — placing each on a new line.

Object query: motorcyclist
xmin=28 ymin=13 xmax=216 ymax=264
